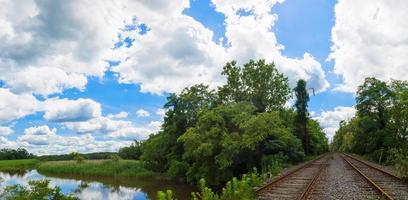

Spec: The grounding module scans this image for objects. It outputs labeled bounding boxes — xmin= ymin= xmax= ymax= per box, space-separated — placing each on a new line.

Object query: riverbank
xmin=0 ymin=159 xmax=39 ymax=171
xmin=36 ymin=159 xmax=158 ymax=177
xmin=0 ymin=159 xmax=160 ymax=178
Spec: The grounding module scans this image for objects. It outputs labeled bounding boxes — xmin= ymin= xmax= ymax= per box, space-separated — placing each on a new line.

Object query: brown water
xmin=0 ymin=170 xmax=196 ymax=200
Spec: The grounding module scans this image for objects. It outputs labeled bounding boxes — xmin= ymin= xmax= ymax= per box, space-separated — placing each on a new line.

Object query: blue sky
xmin=0 ymin=0 xmax=406 ymax=154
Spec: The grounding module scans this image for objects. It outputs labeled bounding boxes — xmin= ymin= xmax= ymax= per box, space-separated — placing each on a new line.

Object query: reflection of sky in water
xmin=0 ymin=170 xmax=147 ymax=200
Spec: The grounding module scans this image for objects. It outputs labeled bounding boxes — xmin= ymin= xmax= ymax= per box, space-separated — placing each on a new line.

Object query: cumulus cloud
xmin=64 ymin=116 xmax=154 ymax=140
xmin=18 ymin=125 xmax=57 ymax=145
xmin=156 ymin=109 xmax=166 ymax=119
xmin=314 ymin=106 xmax=356 ymax=140
xmin=0 ymin=126 xmax=14 ymax=136
xmin=0 ymin=88 xmax=40 ymax=123
xmin=13 ymin=125 xmax=131 ymax=155
xmin=0 ymin=0 xmax=127 ymax=96
xmin=110 ymin=0 xmax=329 ymax=94
xmin=107 ymin=112 xmax=129 ymax=119
xmin=329 ymin=0 xmax=408 ymax=92
xmin=136 ymin=109 xmax=150 ymax=117
xmin=43 ymin=98 xmax=101 ymax=122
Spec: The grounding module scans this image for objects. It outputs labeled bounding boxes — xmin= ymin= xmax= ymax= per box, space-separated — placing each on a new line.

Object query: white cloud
xmin=329 ymin=0 xmax=408 ymax=92
xmin=156 ymin=109 xmax=166 ymax=119
xmin=0 ymin=0 xmax=128 ymax=96
xmin=43 ymin=98 xmax=101 ymax=122
xmin=148 ymin=120 xmax=162 ymax=132
xmin=14 ymin=125 xmax=133 ymax=155
xmin=0 ymin=126 xmax=14 ymax=136
xmin=314 ymin=106 xmax=356 ymax=140
xmin=107 ymin=112 xmax=129 ymax=119
xmin=0 ymin=0 xmax=329 ymax=96
xmin=0 ymin=88 xmax=40 ymax=123
xmin=136 ymin=109 xmax=150 ymax=117
xmin=110 ymin=0 xmax=329 ymax=94
xmin=64 ymin=116 xmax=153 ymax=140
xmin=18 ymin=125 xmax=57 ymax=145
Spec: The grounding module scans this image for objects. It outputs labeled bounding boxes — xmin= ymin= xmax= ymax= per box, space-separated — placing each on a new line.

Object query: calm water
xmin=0 ymin=170 xmax=195 ymax=200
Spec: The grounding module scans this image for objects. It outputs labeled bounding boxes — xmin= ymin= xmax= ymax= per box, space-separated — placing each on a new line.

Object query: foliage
xmin=71 ymin=152 xmax=85 ymax=164
xmin=135 ymin=60 xmax=328 ymax=186
xmin=109 ymin=154 xmax=121 ymax=162
xmin=0 ymin=148 xmax=35 ymax=160
xmin=332 ymin=77 xmax=408 ymax=174
xmin=118 ymin=140 xmax=143 ymax=160
xmin=0 ymin=180 xmax=78 ymax=200
xmin=388 ymin=148 xmax=408 ymax=180
xmin=37 ymin=160 xmax=156 ymax=177
xmin=37 ymin=152 xmax=117 ymax=161
xmin=157 ymin=190 xmax=176 ymax=200
xmin=218 ymin=60 xmax=290 ymax=112
xmin=294 ymin=79 xmax=310 ymax=154
xmin=191 ymin=171 xmax=262 ymax=200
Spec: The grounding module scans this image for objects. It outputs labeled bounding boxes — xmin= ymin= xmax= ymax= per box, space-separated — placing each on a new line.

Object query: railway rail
xmin=256 ymin=154 xmax=329 ymax=200
xmin=341 ymin=154 xmax=408 ymax=200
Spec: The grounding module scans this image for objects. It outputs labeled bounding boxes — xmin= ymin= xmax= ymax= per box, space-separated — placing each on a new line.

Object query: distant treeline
xmin=0 ymin=148 xmax=35 ymax=160
xmin=37 ymin=152 xmax=118 ymax=161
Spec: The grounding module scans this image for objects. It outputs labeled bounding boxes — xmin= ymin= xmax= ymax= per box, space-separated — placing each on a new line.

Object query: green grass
xmin=0 ymin=159 xmax=39 ymax=170
xmin=37 ymin=159 xmax=157 ymax=177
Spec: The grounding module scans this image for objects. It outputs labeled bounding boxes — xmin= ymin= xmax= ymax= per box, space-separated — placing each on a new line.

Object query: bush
xmin=192 ymin=170 xmax=262 ymax=200
xmin=390 ymin=148 xmax=408 ymax=180
xmin=0 ymin=180 xmax=78 ymax=200
xmin=157 ymin=190 xmax=176 ymax=200
xmin=109 ymin=154 xmax=121 ymax=162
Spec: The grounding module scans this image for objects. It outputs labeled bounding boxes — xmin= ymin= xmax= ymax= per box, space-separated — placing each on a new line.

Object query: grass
xmin=0 ymin=159 xmax=39 ymax=171
xmin=37 ymin=159 xmax=157 ymax=177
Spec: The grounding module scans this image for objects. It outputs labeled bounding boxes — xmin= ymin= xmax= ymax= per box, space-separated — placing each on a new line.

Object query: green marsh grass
xmin=0 ymin=159 xmax=39 ymax=171
xmin=37 ymin=159 xmax=156 ymax=177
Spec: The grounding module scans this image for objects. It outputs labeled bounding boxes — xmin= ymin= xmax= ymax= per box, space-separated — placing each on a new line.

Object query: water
xmin=0 ymin=170 xmax=195 ymax=200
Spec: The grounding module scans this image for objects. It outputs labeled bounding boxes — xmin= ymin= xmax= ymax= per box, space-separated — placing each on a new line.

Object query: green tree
xmin=0 ymin=180 xmax=78 ymax=200
xmin=219 ymin=60 xmax=290 ymax=112
xmin=118 ymin=140 xmax=143 ymax=160
xmin=294 ymin=79 xmax=310 ymax=154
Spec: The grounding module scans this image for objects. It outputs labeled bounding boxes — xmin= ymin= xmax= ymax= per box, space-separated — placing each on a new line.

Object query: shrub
xmin=109 ymin=154 xmax=121 ymax=162
xmin=391 ymin=148 xmax=408 ymax=181
xmin=0 ymin=180 xmax=78 ymax=200
xmin=157 ymin=190 xmax=176 ymax=200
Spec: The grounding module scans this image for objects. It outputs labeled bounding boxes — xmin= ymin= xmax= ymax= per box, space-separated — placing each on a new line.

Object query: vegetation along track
xmin=341 ymin=154 xmax=408 ymax=200
xmin=256 ymin=154 xmax=330 ymax=200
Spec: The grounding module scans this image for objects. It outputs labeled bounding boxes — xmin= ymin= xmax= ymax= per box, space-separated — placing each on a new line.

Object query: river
xmin=0 ymin=170 xmax=195 ymax=200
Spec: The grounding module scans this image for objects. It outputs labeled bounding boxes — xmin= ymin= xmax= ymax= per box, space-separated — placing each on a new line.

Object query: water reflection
xmin=0 ymin=170 xmax=194 ymax=200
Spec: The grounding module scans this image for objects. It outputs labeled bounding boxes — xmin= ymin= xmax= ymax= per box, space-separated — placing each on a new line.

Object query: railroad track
xmin=341 ymin=154 xmax=408 ymax=200
xmin=256 ymin=154 xmax=329 ymax=200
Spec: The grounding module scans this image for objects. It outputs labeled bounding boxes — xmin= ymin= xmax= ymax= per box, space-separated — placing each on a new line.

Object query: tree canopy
xmin=136 ymin=60 xmax=328 ymax=186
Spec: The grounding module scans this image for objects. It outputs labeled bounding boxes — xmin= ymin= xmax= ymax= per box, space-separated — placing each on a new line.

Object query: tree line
xmin=0 ymin=148 xmax=34 ymax=160
xmin=332 ymin=77 xmax=408 ymax=179
xmin=122 ymin=59 xmax=328 ymax=186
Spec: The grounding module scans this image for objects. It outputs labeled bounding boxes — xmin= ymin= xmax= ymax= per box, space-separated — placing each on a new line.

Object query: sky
xmin=0 ymin=0 xmax=407 ymax=155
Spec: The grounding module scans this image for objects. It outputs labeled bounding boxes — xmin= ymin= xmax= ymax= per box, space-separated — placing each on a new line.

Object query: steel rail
xmin=341 ymin=154 xmax=394 ymax=200
xmin=256 ymin=153 xmax=329 ymax=199
xmin=344 ymin=154 xmax=401 ymax=180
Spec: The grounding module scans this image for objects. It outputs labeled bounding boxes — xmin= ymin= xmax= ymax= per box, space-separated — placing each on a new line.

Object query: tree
xmin=294 ymin=79 xmax=310 ymax=154
xmin=219 ymin=60 xmax=291 ymax=112
xmin=118 ymin=140 xmax=143 ymax=160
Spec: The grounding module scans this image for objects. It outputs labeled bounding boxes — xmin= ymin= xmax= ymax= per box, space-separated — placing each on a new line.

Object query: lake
xmin=0 ymin=170 xmax=195 ymax=200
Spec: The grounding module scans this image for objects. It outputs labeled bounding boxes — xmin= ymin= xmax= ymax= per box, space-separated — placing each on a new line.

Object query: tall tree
xmin=219 ymin=60 xmax=290 ymax=112
xmin=294 ymin=79 xmax=310 ymax=154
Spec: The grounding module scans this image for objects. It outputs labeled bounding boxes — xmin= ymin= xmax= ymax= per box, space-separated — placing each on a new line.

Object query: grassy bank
xmin=37 ymin=159 xmax=157 ymax=177
xmin=0 ymin=159 xmax=39 ymax=170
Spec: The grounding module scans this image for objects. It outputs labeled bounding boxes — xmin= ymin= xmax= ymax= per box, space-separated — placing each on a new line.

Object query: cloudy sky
xmin=0 ymin=0 xmax=406 ymax=155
